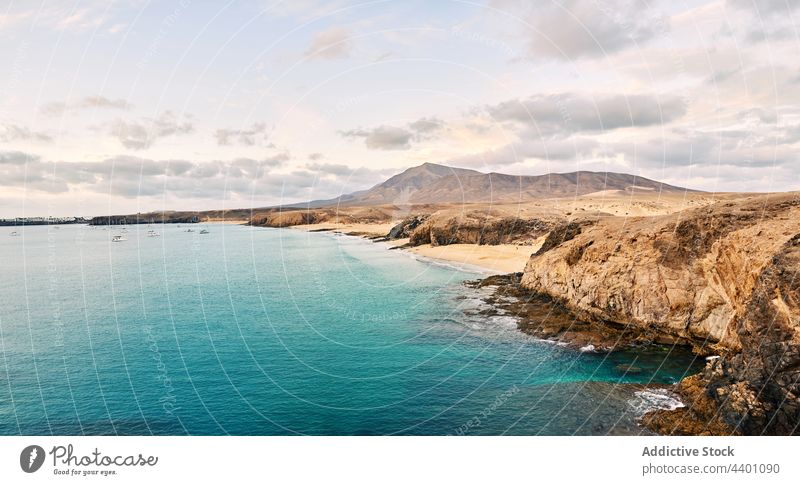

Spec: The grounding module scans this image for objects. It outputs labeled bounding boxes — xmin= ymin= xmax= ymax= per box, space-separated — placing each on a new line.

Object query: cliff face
xmin=518 ymin=193 xmax=800 ymax=434
xmin=250 ymin=207 xmax=393 ymax=228
xmin=408 ymin=212 xmax=555 ymax=246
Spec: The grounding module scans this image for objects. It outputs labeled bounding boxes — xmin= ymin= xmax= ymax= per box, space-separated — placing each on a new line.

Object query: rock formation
xmin=516 ymin=193 xmax=800 ymax=435
xmin=408 ymin=213 xmax=553 ymax=246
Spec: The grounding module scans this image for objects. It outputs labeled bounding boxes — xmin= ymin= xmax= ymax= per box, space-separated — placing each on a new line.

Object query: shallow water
xmin=0 ymin=224 xmax=703 ymax=435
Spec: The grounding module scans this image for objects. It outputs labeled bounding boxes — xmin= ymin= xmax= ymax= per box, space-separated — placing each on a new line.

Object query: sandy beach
xmin=291 ymin=222 xmax=396 ymax=238
xmin=293 ymin=222 xmax=541 ymax=274
xmin=406 ymin=242 xmax=537 ymax=274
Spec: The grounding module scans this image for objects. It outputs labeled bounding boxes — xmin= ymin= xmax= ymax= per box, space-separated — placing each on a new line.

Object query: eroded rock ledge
xmin=497 ymin=193 xmax=800 ymax=435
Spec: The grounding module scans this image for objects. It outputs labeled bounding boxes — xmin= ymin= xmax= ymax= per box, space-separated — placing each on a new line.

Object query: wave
xmin=628 ymin=388 xmax=685 ymax=416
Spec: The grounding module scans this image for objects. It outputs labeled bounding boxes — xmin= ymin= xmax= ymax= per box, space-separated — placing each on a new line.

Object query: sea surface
xmin=0 ymin=224 xmax=702 ymax=435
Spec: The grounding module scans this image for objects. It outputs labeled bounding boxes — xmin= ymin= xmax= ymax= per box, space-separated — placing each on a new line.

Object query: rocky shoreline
xmin=467 ymin=194 xmax=800 ymax=436
xmin=268 ymin=191 xmax=800 ymax=436
xmin=384 ymin=193 xmax=800 ymax=435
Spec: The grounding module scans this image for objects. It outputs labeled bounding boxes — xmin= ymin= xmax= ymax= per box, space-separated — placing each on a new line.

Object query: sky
xmin=0 ymin=0 xmax=798 ymax=217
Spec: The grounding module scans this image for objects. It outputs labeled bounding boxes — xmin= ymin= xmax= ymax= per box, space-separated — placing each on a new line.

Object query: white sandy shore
xmin=294 ymin=222 xmax=541 ymax=274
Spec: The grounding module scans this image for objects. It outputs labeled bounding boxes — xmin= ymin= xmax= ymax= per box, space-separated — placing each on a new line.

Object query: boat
xmin=186 ymin=229 xmax=194 ymax=233
xmin=147 ymin=230 xmax=161 ymax=237
xmin=199 ymin=229 xmax=209 ymax=234
xmin=9 ymin=231 xmax=19 ymax=237
xmin=111 ymin=235 xmax=127 ymax=242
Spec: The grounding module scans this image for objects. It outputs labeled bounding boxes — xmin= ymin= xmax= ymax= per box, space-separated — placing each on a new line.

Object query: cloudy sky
xmin=1 ymin=0 xmax=798 ymax=217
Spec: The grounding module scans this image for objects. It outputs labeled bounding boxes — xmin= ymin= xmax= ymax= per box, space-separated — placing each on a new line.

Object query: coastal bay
xmin=0 ymin=223 xmax=699 ymax=435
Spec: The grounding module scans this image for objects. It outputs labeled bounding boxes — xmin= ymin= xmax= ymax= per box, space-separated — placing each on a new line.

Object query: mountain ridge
xmin=305 ymin=162 xmax=698 ymax=208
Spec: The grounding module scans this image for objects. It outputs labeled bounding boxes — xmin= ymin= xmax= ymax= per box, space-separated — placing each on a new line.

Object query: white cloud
xmin=0 ymin=124 xmax=52 ymax=143
xmin=109 ymin=111 xmax=194 ymax=150
xmin=41 ymin=96 xmax=132 ymax=116
xmin=493 ymin=0 xmax=669 ymax=60
xmin=305 ymin=27 xmax=353 ymax=59
xmin=485 ymin=92 xmax=687 ymax=134
xmin=215 ymin=122 xmax=269 ymax=146
xmin=340 ymin=117 xmax=445 ymax=150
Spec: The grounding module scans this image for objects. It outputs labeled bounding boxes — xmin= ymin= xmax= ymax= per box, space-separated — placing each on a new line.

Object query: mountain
xmin=307 ymin=162 xmax=696 ymax=207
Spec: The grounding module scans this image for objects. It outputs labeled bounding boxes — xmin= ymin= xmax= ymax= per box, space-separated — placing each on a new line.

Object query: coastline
xmin=257 ymin=201 xmax=800 ymax=437
xmin=290 ymin=221 xmax=538 ymax=274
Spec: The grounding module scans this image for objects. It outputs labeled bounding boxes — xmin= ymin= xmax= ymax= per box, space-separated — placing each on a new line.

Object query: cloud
xmin=611 ymin=123 xmax=800 ymax=169
xmin=305 ymin=27 xmax=353 ymax=59
xmin=448 ymin=135 xmax=599 ymax=168
xmin=41 ymin=95 xmax=131 ymax=116
xmin=109 ymin=111 xmax=194 ymax=150
xmin=340 ymin=117 xmax=445 ymax=150
xmin=485 ymin=93 xmax=687 ymax=134
xmin=0 ymin=124 xmax=52 ymax=143
xmin=0 ymin=151 xmax=40 ymax=164
xmin=306 ymin=162 xmax=353 ymax=176
xmin=0 ymin=149 xmax=403 ymax=207
xmin=340 ymin=125 xmax=414 ymax=150
xmin=0 ymin=152 xmax=290 ymax=198
xmin=214 ymin=122 xmax=269 ymax=146
xmin=724 ymin=0 xmax=800 ymax=46
xmin=495 ymin=0 xmax=668 ymax=60
xmin=0 ymin=4 xmax=113 ymax=34
xmin=408 ymin=117 xmax=443 ymax=134
xmin=304 ymin=162 xmax=397 ymax=192
xmin=727 ymin=0 xmax=799 ymax=16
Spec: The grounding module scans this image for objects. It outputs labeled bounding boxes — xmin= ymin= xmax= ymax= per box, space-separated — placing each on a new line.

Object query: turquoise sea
xmin=0 ymin=224 xmax=702 ymax=435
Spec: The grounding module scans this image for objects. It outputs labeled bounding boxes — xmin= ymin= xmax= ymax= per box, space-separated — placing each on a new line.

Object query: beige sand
xmin=291 ymin=222 xmax=397 ymax=238
xmin=407 ymin=242 xmax=542 ymax=274
xmin=202 ymin=219 xmax=249 ymax=224
xmin=294 ymin=221 xmax=546 ymax=273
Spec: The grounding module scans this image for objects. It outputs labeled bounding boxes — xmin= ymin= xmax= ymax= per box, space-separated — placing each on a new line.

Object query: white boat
xmin=111 ymin=235 xmax=127 ymax=242
xmin=9 ymin=231 xmax=20 ymax=237
xmin=199 ymin=229 xmax=209 ymax=234
xmin=147 ymin=230 xmax=161 ymax=237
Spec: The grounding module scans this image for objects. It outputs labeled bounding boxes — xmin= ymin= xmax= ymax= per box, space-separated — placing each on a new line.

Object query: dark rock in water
xmin=465 ymin=272 xmax=661 ymax=352
xmin=465 ymin=272 xmax=523 ymax=288
xmin=615 ymin=364 xmax=643 ymax=374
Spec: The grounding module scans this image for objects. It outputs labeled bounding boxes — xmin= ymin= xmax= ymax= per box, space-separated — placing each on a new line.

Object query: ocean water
xmin=0 ymin=224 xmax=702 ymax=435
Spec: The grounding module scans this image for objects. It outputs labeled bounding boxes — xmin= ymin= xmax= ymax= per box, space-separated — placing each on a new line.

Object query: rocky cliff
xmin=408 ymin=213 xmax=553 ymax=246
xmin=517 ymin=193 xmax=800 ymax=434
